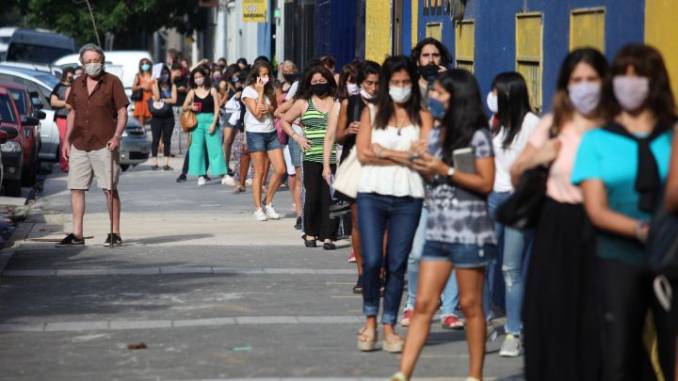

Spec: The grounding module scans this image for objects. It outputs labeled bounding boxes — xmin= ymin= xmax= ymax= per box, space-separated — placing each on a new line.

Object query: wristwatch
xmin=447 ymin=166 xmax=456 ymax=177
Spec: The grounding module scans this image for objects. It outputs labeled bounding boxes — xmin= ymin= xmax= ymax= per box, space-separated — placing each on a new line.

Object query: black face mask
xmin=283 ymin=73 xmax=298 ymax=83
xmin=419 ymin=64 xmax=439 ymax=82
xmin=311 ymin=83 xmax=331 ymax=97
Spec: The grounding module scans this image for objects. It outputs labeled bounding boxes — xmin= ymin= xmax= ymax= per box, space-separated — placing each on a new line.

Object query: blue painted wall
xmin=418 ymin=0 xmax=645 ymax=112
xmin=314 ymin=0 xmax=359 ymax=68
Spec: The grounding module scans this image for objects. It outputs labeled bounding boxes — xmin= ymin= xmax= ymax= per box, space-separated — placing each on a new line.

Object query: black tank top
xmin=340 ymin=95 xmax=366 ymax=163
xmin=195 ymin=91 xmax=215 ymax=114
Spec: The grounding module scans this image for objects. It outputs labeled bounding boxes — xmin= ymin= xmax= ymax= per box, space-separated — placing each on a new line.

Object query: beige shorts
xmin=68 ymin=146 xmax=120 ymax=191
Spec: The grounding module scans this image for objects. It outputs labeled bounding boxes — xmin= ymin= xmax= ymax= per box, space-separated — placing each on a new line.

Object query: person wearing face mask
xmin=391 ymin=69 xmax=495 ymax=381
xmin=325 ymin=60 xmax=381 ymax=291
xmin=484 ymin=72 xmax=540 ymax=358
xmin=337 ymin=63 xmax=360 ymax=101
xmin=280 ymin=65 xmax=340 ymax=249
xmin=510 ymin=48 xmax=608 ymax=381
xmin=572 ymin=44 xmax=676 ymax=380
xmin=132 ymin=58 xmax=154 ymax=125
xmin=58 ymin=44 xmax=129 ymax=247
xmin=353 ymin=55 xmax=432 ymax=354
xmin=149 ymin=65 xmax=177 ymax=170
xmin=411 ymin=37 xmax=451 ymax=106
xmin=242 ymin=61 xmax=286 ymax=221
xmin=51 ymin=66 xmax=75 ymax=173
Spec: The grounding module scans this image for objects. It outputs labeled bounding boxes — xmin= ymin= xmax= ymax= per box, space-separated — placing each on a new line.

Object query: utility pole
xmin=84 ymin=0 xmax=102 ymax=46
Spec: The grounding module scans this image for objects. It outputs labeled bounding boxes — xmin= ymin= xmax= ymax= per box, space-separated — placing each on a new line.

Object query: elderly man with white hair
xmin=58 ymin=43 xmax=129 ymax=247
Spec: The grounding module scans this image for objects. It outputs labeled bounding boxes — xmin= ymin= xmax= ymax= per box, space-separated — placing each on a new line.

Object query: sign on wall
xmin=243 ymin=0 xmax=268 ymax=23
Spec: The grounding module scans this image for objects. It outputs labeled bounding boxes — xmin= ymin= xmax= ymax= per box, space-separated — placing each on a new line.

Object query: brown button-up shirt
xmin=66 ymin=72 xmax=129 ymax=151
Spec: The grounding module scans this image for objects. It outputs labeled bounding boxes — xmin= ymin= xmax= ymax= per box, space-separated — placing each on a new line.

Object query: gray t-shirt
xmin=425 ymin=128 xmax=497 ymax=246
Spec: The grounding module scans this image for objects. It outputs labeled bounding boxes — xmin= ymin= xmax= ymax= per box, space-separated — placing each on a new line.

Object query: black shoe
xmin=353 ymin=275 xmax=363 ymax=294
xmin=176 ymin=174 xmax=187 ymax=183
xmin=162 ymin=165 xmax=172 ymax=171
xmin=204 ymin=175 xmax=212 ymax=181
xmin=294 ymin=217 xmax=302 ymax=230
xmin=151 ymin=165 xmax=159 ymax=170
xmin=104 ymin=233 xmax=123 ymax=246
xmin=323 ymin=241 xmax=336 ymax=250
xmin=302 ymin=234 xmax=317 ymax=248
xmin=56 ymin=233 xmax=85 ymax=247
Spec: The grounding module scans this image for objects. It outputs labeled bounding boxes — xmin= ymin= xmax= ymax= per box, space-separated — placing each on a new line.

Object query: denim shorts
xmin=287 ymin=138 xmax=303 ymax=168
xmin=246 ymin=131 xmax=281 ymax=153
xmin=421 ymin=241 xmax=496 ymax=268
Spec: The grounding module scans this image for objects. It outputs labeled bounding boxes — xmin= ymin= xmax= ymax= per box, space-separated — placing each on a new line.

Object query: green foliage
xmin=9 ymin=0 xmax=205 ymax=45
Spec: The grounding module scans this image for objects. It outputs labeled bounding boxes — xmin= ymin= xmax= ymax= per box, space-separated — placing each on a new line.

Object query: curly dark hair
xmin=411 ymin=37 xmax=452 ymax=67
xmin=298 ymin=65 xmax=337 ymax=100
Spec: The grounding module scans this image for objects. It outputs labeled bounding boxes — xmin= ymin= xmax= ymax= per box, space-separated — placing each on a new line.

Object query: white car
xmin=0 ymin=64 xmax=60 ymax=162
xmin=54 ymin=50 xmax=152 ymax=98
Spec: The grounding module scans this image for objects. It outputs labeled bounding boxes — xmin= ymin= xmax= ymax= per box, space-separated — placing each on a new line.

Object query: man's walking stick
xmin=110 ymin=150 xmax=115 ymax=249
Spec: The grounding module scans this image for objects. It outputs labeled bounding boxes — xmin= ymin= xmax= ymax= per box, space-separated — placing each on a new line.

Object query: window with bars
xmin=426 ymin=23 xmax=443 ymax=41
xmin=516 ymin=12 xmax=543 ymax=111
xmin=455 ymin=20 xmax=475 ymax=72
xmin=570 ymin=8 xmax=606 ymax=52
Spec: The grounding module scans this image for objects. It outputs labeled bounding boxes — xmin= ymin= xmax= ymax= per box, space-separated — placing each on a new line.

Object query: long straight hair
xmin=246 ymin=61 xmax=277 ymax=108
xmin=491 ymin=72 xmax=533 ymax=149
xmin=373 ymin=55 xmax=422 ymax=129
xmin=438 ymin=69 xmax=488 ymax=164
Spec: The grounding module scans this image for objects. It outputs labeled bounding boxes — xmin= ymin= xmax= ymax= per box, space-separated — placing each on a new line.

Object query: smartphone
xmin=193 ymin=101 xmax=202 ymax=112
xmin=452 ymin=147 xmax=476 ymax=173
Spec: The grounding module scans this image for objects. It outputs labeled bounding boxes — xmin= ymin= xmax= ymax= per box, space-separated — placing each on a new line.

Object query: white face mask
xmin=389 ymin=85 xmax=412 ymax=104
xmin=85 ymin=63 xmax=103 ymax=78
xmin=360 ymin=87 xmax=374 ymax=101
xmin=346 ymin=83 xmax=359 ymax=95
xmin=568 ymin=82 xmax=601 ymax=116
xmin=486 ymin=92 xmax=498 ymax=114
xmin=260 ymin=75 xmax=270 ymax=85
xmin=613 ymin=75 xmax=650 ymax=112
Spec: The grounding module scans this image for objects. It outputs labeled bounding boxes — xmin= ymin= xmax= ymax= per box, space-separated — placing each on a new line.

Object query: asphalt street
xmin=0 ymin=158 xmax=524 ymax=381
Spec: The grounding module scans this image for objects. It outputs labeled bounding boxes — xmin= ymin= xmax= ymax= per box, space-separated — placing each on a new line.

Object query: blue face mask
xmin=141 ymin=63 xmax=151 ymax=71
xmin=427 ymin=97 xmax=446 ymax=120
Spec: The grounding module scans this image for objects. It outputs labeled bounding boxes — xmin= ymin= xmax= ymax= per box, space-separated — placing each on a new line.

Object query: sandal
xmin=383 ymin=334 xmax=404 ymax=353
xmin=389 ymin=372 xmax=409 ymax=381
xmin=357 ymin=326 xmax=378 ymax=352
xmin=302 ymin=234 xmax=317 ymax=248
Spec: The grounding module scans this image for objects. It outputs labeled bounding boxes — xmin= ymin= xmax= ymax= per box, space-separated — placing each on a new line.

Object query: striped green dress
xmin=300 ymin=98 xmax=336 ymax=164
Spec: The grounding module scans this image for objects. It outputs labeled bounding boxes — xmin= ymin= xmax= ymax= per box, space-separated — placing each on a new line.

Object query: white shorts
xmin=67 ymin=146 xmax=120 ymax=191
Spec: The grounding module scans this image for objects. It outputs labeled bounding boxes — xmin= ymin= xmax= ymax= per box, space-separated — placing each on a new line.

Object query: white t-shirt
xmin=242 ymin=86 xmax=274 ymax=133
xmin=285 ymin=81 xmax=299 ymax=101
xmin=492 ymin=112 xmax=540 ymax=192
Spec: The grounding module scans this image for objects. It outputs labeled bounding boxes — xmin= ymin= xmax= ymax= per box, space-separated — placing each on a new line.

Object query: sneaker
xmin=400 ymin=308 xmax=414 ymax=327
xmin=264 ymin=204 xmax=280 ymax=219
xmin=56 ymin=233 xmax=85 ymax=247
xmin=254 ymin=208 xmax=268 ymax=221
xmin=197 ymin=177 xmax=207 ymax=186
xmin=294 ymin=216 xmax=302 ymax=230
xmin=227 ymin=169 xmax=236 ymax=177
xmin=104 ymin=233 xmax=123 ymax=246
xmin=441 ymin=314 xmax=465 ymax=330
xmin=176 ymin=174 xmax=187 ymax=183
xmin=499 ymin=334 xmax=522 ymax=357
xmin=347 ymin=251 xmax=357 ymax=263
xmin=352 ymin=274 xmax=363 ymax=294
xmin=245 ymin=178 xmax=253 ymax=187
xmin=221 ymin=175 xmax=236 ymax=186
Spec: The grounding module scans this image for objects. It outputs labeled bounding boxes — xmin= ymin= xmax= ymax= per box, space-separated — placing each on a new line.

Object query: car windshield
xmin=7 ymin=43 xmax=73 ymax=64
xmin=8 ymin=89 xmax=27 ymax=115
xmin=0 ymin=94 xmax=17 ymax=123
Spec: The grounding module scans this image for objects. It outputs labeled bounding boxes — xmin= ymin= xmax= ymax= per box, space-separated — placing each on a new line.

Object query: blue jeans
xmin=488 ymin=191 xmax=534 ymax=335
xmin=406 ymin=209 xmax=461 ymax=316
xmin=357 ymin=193 xmax=422 ymax=325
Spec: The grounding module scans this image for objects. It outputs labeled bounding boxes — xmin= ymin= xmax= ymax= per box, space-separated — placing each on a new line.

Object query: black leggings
xmin=599 ymin=257 xmax=675 ymax=381
xmin=302 ymin=161 xmax=337 ymax=241
xmin=151 ymin=117 xmax=174 ymax=157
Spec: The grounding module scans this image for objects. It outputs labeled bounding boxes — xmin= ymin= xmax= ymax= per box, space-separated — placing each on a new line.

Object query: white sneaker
xmin=264 ymin=204 xmax=280 ymax=220
xmin=197 ymin=177 xmax=207 ymax=186
xmin=254 ymin=208 xmax=268 ymax=221
xmin=221 ymin=175 xmax=236 ymax=186
xmin=499 ymin=334 xmax=522 ymax=357
xmin=245 ymin=178 xmax=253 ymax=187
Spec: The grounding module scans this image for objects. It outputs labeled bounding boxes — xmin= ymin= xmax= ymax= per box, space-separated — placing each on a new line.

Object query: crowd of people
xmin=54 ymin=40 xmax=678 ymax=381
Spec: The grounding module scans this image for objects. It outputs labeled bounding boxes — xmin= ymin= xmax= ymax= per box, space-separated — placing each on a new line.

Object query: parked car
xmin=4 ymin=29 xmax=76 ymax=65
xmin=0 ymin=86 xmax=40 ymax=196
xmin=120 ymin=115 xmax=150 ymax=171
xmin=0 ymin=27 xmax=18 ymax=61
xmin=0 ymin=126 xmax=19 ymax=186
xmin=0 ymin=81 xmax=44 ymax=186
xmin=54 ymin=50 xmax=152 ymax=98
xmin=0 ymin=64 xmax=60 ymax=162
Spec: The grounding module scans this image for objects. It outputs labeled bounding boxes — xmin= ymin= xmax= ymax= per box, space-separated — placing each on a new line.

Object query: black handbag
xmin=647 ymin=204 xmax=678 ymax=278
xmin=148 ymin=99 xmax=173 ymax=118
xmin=131 ymin=89 xmax=143 ymax=102
xmin=495 ymin=165 xmax=549 ymax=229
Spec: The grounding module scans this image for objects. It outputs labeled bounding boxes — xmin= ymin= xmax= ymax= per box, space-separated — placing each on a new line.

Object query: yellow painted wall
xmin=412 ymin=0 xmax=419 ymax=47
xmin=365 ymin=0 xmax=392 ymax=62
xmin=645 ymin=0 xmax=678 ymax=98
